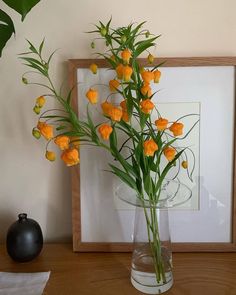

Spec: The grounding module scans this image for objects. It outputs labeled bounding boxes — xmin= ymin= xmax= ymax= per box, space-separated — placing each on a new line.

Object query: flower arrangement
xmin=20 ymin=19 xmax=198 ymax=292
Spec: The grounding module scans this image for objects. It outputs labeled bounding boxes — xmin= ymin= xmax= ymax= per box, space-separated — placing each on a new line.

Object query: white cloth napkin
xmin=0 ymin=272 xmax=50 ymax=295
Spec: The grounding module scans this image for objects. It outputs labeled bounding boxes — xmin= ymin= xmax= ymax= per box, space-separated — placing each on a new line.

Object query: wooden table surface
xmin=0 ymin=244 xmax=236 ymax=295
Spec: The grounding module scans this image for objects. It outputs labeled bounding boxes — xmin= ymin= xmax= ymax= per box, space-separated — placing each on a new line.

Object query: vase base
xmin=131 ymin=269 xmax=173 ymax=294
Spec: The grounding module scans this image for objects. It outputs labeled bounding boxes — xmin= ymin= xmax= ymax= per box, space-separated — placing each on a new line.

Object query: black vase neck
xmin=18 ymin=213 xmax=27 ymax=221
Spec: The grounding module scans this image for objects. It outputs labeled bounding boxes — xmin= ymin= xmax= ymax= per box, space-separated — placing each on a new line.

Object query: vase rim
xmin=18 ymin=213 xmax=27 ymax=220
xmin=115 ymin=179 xmax=192 ymax=208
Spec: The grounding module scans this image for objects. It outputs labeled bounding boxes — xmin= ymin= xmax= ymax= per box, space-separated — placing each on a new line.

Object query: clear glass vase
xmin=116 ymin=179 xmax=192 ymax=294
xmin=131 ymin=206 xmax=173 ymax=294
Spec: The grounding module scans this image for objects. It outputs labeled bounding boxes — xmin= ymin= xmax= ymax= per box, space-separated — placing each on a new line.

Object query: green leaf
xmin=144 ymin=173 xmax=152 ymax=196
xmin=25 ymin=39 xmax=38 ymax=54
xmin=3 ymin=0 xmax=41 ymax=21
xmin=134 ymin=36 xmax=160 ymax=58
xmin=109 ymin=164 xmax=137 ymax=190
xmin=109 ymin=128 xmax=139 ymax=178
xmin=130 ymin=21 xmax=146 ymax=38
xmin=126 ymin=86 xmax=134 ymax=118
xmin=86 ymin=105 xmax=99 ymax=143
xmin=0 ymin=9 xmax=15 ymax=57
xmin=20 ymin=56 xmax=45 ymax=67
xmin=39 ymin=38 xmax=45 ymax=55
xmin=155 ymin=149 xmax=185 ymax=194
xmin=56 ymin=125 xmax=67 ymax=131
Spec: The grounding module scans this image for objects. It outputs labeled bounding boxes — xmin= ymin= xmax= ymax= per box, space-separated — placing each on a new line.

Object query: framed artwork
xmin=68 ymin=57 xmax=236 ymax=252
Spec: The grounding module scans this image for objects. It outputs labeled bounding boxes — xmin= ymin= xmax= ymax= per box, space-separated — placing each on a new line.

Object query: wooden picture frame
xmin=68 ymin=57 xmax=236 ymax=252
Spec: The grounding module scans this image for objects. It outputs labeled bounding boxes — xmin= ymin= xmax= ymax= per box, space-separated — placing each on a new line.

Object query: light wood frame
xmin=68 ymin=57 xmax=236 ymax=252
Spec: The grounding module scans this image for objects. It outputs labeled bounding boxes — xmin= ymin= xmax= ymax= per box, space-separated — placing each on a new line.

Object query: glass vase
xmin=131 ymin=206 xmax=173 ymax=294
xmin=116 ymin=179 xmax=192 ymax=294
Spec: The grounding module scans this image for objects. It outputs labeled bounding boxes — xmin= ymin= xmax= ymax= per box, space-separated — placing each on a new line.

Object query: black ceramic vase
xmin=6 ymin=213 xmax=43 ymax=262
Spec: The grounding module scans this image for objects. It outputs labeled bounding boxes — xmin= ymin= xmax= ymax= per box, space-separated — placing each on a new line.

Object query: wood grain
xmin=0 ymin=244 xmax=236 ymax=295
xmin=68 ymin=57 xmax=236 ymax=253
xmin=68 ymin=56 xmax=236 ymax=68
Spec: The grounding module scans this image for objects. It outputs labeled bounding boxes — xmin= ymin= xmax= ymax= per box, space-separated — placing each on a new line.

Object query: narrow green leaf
xmin=109 ymin=164 xmax=137 ymax=190
xmin=20 ymin=56 xmax=44 ymax=67
xmin=25 ymin=39 xmax=38 ymax=54
xmin=39 ymin=38 xmax=45 ymax=55
xmin=87 ymin=105 xmax=99 ymax=143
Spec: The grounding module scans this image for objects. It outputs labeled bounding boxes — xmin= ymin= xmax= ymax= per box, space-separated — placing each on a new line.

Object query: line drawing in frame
xmin=68 ymin=57 xmax=236 ymax=252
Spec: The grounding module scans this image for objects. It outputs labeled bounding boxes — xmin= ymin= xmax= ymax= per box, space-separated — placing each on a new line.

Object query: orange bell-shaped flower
xmin=155 ymin=118 xmax=168 ymax=131
xmin=86 ymin=88 xmax=98 ymax=104
xmin=37 ymin=121 xmax=54 ymax=140
xmin=143 ymin=139 xmax=158 ymax=157
xmin=164 ymin=147 xmax=176 ymax=161
xmin=121 ymin=48 xmax=131 ymax=64
xmin=98 ymin=124 xmax=113 ymax=140
xmin=54 ymin=135 xmax=70 ymax=150
xmin=140 ymin=99 xmax=154 ymax=114
xmin=61 ymin=148 xmax=80 ymax=166
xmin=169 ymin=122 xmax=184 ymax=136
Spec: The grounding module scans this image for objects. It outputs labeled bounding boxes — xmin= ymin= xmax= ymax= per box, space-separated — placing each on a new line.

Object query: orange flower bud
xmin=141 ymin=71 xmax=154 ymax=84
xmin=182 ymin=160 xmax=188 ymax=169
xmin=109 ymin=79 xmax=120 ymax=92
xmin=164 ymin=147 xmax=176 ymax=161
xmin=70 ymin=136 xmax=80 ymax=148
xmin=123 ymin=65 xmax=133 ymax=82
xmin=121 ymin=48 xmax=131 ymax=64
xmin=120 ymin=100 xmax=127 ymax=110
xmin=98 ymin=124 xmax=113 ymax=140
xmin=86 ymin=88 xmax=98 ymax=104
xmin=45 ymin=150 xmax=56 ymax=162
xmin=109 ymin=107 xmax=123 ymax=122
xmin=61 ymin=148 xmax=80 ymax=166
xmin=143 ymin=139 xmax=158 ymax=157
xmin=110 ymin=55 xmax=116 ymax=61
xmin=153 ymin=70 xmax=161 ymax=83
xmin=101 ymin=101 xmax=113 ymax=116
xmin=116 ymin=64 xmax=124 ymax=79
xmin=148 ymin=54 xmax=154 ymax=64
xmin=155 ymin=118 xmax=168 ymax=131
xmin=169 ymin=122 xmax=184 ymax=136
xmin=89 ymin=63 xmax=98 ymax=74
xmin=122 ymin=110 xmax=129 ymax=122
xmin=141 ymin=83 xmax=152 ymax=97
xmin=140 ymin=99 xmax=154 ymax=114
xmin=54 ymin=135 xmax=70 ymax=150
xmin=36 ymin=96 xmax=46 ymax=107
xmin=37 ymin=121 xmax=54 ymax=140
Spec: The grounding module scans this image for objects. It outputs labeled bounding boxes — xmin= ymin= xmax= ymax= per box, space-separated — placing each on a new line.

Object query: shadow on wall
xmin=0 ymin=211 xmax=16 ymax=243
xmin=44 ymin=162 xmax=72 ymax=243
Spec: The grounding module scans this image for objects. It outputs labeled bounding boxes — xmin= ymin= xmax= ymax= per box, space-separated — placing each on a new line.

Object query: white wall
xmin=0 ymin=0 xmax=236 ymax=242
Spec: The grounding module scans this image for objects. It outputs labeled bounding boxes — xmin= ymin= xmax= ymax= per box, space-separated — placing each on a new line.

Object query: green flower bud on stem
xmin=91 ymin=41 xmax=95 ymax=49
xmin=145 ymin=31 xmax=150 ymax=38
xmin=32 ymin=129 xmax=41 ymax=139
xmin=22 ymin=77 xmax=28 ymax=84
xmin=121 ymin=35 xmax=127 ymax=43
xmin=33 ymin=105 xmax=41 ymax=115
xmin=100 ymin=27 xmax=107 ymax=37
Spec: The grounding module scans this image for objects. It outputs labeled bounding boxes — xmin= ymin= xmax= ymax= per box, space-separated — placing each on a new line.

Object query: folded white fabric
xmin=0 ymin=272 xmax=50 ymax=295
